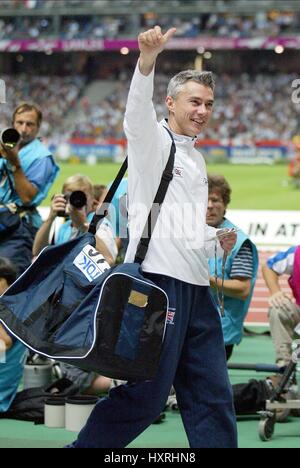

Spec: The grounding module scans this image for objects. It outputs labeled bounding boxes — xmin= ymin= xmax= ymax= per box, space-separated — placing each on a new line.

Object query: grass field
xmin=43 ymin=161 xmax=299 ymax=210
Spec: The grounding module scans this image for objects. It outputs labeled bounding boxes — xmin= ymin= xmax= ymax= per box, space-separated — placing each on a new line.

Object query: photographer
xmin=32 ymin=174 xmax=117 ymax=265
xmin=0 ymin=102 xmax=59 ymax=275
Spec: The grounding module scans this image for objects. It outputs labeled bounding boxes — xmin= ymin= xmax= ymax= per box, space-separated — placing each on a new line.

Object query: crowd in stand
xmin=0 ymin=5 xmax=300 ymax=40
xmin=0 ymin=75 xmax=86 ymax=143
xmin=1 ymin=71 xmax=299 ymax=144
xmin=66 ymin=72 xmax=300 ymax=143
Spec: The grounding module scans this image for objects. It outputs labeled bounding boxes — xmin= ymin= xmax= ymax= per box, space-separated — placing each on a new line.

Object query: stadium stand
xmin=1 ymin=1 xmax=300 ymax=39
xmin=66 ymin=71 xmax=300 ymax=142
xmin=0 ymin=75 xmax=86 ymax=144
xmin=1 ymin=71 xmax=299 ymax=145
xmin=1 ymin=2 xmax=300 ymax=144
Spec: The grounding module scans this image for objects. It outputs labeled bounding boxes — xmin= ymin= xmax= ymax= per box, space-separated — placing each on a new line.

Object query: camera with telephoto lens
xmin=0 ymin=128 xmax=20 ymax=154
xmin=57 ymin=190 xmax=87 ymax=217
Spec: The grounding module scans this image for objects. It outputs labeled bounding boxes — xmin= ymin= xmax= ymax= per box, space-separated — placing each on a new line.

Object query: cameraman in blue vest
xmin=0 ymin=103 xmax=59 ymax=275
xmin=207 ymin=174 xmax=259 ymax=360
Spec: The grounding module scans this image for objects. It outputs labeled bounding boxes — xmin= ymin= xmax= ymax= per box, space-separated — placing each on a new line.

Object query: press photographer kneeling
xmin=32 ymin=174 xmax=117 ymax=267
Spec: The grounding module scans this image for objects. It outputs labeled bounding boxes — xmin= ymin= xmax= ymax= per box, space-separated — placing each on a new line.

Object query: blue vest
xmin=0 ymin=341 xmax=27 ymax=412
xmin=56 ymin=212 xmax=94 ymax=245
xmin=56 ymin=213 xmax=113 ymax=245
xmin=108 ymin=178 xmax=128 ymax=238
xmin=208 ymin=218 xmax=259 ymax=345
xmin=0 ymin=138 xmax=59 ymax=227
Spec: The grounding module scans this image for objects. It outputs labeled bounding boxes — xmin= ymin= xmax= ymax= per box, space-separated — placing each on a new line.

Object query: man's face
xmin=206 ymin=190 xmax=226 ymax=228
xmin=166 ymin=81 xmax=214 ymax=137
xmin=13 ymin=109 xmax=40 ymax=144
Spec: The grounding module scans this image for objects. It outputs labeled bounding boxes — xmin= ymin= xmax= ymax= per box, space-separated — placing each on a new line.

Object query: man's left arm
xmin=210 ymin=277 xmax=251 ymax=301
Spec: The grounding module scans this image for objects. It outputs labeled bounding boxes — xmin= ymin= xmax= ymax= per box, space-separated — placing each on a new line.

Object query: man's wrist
xmin=8 ymin=160 xmax=22 ymax=173
xmin=138 ymin=55 xmax=156 ymax=76
xmin=47 ymin=213 xmax=57 ymax=223
xmin=209 ymin=276 xmax=217 ymax=288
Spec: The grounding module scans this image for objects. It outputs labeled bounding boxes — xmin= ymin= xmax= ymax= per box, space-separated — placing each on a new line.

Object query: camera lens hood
xmin=0 ymin=128 xmax=20 ymax=149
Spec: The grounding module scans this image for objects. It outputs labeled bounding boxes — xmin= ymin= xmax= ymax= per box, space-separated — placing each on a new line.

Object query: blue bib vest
xmin=108 ymin=178 xmax=128 ymax=238
xmin=0 ymin=340 xmax=27 ymax=412
xmin=208 ymin=218 xmax=259 ymax=345
xmin=0 ymin=138 xmax=59 ymax=228
xmin=56 ymin=212 xmax=95 ymax=245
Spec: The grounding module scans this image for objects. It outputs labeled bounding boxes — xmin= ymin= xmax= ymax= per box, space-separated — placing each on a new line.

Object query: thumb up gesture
xmin=138 ymin=26 xmax=176 ymax=75
xmin=138 ymin=26 xmax=176 ymax=55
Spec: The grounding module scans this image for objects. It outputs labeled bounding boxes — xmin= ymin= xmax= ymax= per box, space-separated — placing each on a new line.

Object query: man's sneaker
xmin=152 ymin=412 xmax=166 ymax=424
xmin=166 ymin=393 xmax=178 ymax=411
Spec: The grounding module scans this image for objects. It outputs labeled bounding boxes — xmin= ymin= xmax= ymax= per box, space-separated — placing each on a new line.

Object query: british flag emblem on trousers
xmin=167 ymin=308 xmax=176 ymax=325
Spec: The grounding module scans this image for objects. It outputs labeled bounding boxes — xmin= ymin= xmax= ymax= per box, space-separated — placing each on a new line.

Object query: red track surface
xmin=245 ymin=250 xmax=290 ymax=326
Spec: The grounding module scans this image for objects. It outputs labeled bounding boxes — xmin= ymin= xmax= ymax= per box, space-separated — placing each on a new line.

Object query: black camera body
xmin=57 ymin=190 xmax=87 ymax=217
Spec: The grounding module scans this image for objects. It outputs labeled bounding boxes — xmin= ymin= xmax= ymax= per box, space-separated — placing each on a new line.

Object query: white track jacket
xmin=124 ymin=62 xmax=222 ymax=286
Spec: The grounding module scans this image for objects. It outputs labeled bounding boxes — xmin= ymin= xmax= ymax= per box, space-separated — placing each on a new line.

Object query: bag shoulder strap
xmin=89 ymin=126 xmax=176 ymax=266
xmin=88 ymin=158 xmax=128 ymax=235
xmin=134 ymin=127 xmax=176 ymax=264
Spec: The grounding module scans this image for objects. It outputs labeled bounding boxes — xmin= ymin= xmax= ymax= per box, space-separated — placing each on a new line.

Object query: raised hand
xmin=138 ymin=25 xmax=176 ymax=75
xmin=138 ymin=25 xmax=176 ymax=56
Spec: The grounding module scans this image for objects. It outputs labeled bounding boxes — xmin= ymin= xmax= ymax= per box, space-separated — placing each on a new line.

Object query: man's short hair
xmin=208 ymin=174 xmax=231 ymax=206
xmin=0 ymin=257 xmax=17 ymax=286
xmin=62 ymin=174 xmax=94 ymax=196
xmin=167 ymin=70 xmax=215 ymax=99
xmin=12 ymin=102 xmax=43 ymax=127
xmin=93 ymin=184 xmax=107 ymax=202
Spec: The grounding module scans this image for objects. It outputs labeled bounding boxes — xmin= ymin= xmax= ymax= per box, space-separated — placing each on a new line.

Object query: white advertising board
xmin=39 ymin=208 xmax=300 ymax=250
xmin=227 ymin=209 xmax=300 ymax=250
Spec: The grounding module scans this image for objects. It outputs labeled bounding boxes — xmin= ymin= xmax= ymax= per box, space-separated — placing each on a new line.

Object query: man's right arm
xmin=32 ymin=194 xmax=66 ymax=257
xmin=124 ymin=26 xmax=176 ymax=148
xmin=138 ymin=26 xmax=176 ymax=77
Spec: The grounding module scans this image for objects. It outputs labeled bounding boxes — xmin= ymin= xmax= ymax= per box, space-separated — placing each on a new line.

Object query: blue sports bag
xmin=0 ymin=128 xmax=175 ymax=381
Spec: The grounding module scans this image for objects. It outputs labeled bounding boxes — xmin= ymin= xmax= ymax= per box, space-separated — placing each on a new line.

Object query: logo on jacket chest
xmin=173 ymin=166 xmax=184 ymax=178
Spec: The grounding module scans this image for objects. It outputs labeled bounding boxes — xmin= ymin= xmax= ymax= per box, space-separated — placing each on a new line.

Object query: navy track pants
xmin=71 ymin=274 xmax=238 ymax=448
